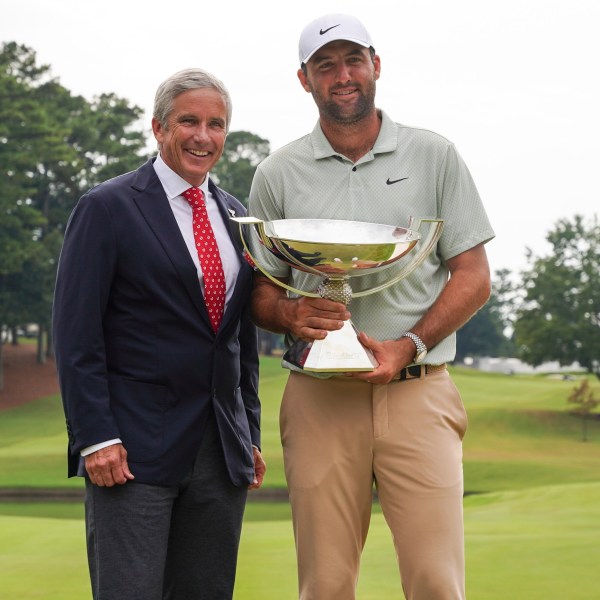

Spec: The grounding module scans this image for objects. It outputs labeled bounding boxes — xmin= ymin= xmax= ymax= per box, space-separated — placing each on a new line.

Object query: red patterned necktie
xmin=182 ymin=187 xmax=226 ymax=333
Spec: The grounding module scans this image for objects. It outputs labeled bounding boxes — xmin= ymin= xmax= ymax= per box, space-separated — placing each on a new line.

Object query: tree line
xmin=460 ymin=215 xmax=600 ymax=379
xmin=1 ymin=42 xmax=598 ymax=388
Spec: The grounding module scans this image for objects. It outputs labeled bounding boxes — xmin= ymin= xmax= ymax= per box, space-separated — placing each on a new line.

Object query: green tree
xmin=514 ymin=215 xmax=600 ymax=377
xmin=211 ymin=130 xmax=270 ymax=207
xmin=0 ymin=42 xmax=49 ymax=381
xmin=456 ymin=269 xmax=516 ymax=361
xmin=0 ymin=42 xmax=148 ymax=376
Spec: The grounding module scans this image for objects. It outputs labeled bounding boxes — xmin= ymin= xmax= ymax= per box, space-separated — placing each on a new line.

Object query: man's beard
xmin=313 ymin=81 xmax=376 ymax=125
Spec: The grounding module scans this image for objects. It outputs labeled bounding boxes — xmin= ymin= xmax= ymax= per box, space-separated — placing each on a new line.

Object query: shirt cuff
xmin=80 ymin=439 xmax=122 ymax=457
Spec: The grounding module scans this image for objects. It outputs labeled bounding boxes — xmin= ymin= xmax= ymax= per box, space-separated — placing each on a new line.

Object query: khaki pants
xmin=280 ymin=369 xmax=467 ymax=600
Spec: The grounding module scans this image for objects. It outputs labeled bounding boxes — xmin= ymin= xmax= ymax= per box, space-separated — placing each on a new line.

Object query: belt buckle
xmin=396 ymin=365 xmax=422 ymax=381
xmin=405 ymin=364 xmax=422 ymax=380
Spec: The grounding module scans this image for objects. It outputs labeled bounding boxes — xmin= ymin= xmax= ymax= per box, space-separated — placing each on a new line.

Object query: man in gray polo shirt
xmin=248 ymin=13 xmax=494 ymax=600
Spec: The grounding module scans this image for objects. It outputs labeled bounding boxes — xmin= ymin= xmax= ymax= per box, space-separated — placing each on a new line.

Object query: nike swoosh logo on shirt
xmin=386 ymin=177 xmax=409 ymax=185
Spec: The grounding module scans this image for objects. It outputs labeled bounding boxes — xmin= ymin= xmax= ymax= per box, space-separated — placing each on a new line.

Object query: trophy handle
xmin=232 ymin=216 xmax=320 ymax=299
xmin=351 ymin=218 xmax=444 ymax=298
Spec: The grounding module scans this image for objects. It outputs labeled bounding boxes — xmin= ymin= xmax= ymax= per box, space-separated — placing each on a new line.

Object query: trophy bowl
xmin=256 ymin=218 xmax=420 ymax=277
xmin=233 ymin=216 xmax=444 ymax=373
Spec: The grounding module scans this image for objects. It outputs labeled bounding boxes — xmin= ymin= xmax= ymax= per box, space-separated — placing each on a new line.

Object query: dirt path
xmin=0 ymin=343 xmax=60 ymax=410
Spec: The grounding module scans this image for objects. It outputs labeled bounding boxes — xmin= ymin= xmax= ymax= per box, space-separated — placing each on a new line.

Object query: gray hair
xmin=153 ymin=68 xmax=233 ymax=131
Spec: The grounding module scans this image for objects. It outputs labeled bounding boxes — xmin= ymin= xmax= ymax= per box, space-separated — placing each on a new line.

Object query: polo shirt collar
xmin=310 ymin=109 xmax=398 ymax=160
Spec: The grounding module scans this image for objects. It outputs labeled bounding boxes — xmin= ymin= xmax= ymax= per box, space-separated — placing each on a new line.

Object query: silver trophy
xmin=233 ymin=216 xmax=444 ymax=372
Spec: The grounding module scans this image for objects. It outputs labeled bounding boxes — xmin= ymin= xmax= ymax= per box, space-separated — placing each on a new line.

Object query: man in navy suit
xmin=53 ymin=68 xmax=265 ymax=600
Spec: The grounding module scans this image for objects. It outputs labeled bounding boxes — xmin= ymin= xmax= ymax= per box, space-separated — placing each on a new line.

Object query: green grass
xmin=0 ymin=510 xmax=89 ymax=600
xmin=454 ymin=369 xmax=600 ymax=493
xmin=464 ymin=482 xmax=600 ymax=600
xmin=0 ymin=394 xmax=82 ymax=488
xmin=3 ymin=484 xmax=600 ymax=599
xmin=2 ymin=359 xmax=598 ymax=494
xmin=1 ymin=358 xmax=600 ymax=598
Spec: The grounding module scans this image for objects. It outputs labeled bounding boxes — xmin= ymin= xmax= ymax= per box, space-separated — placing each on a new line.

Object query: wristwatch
xmin=401 ymin=331 xmax=428 ymax=363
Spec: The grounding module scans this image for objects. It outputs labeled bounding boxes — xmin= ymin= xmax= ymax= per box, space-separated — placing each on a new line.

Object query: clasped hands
xmin=288 ymin=296 xmax=412 ymax=385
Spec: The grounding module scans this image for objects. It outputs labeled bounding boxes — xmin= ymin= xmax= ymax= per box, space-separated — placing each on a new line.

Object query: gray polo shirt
xmin=248 ymin=110 xmax=495 ymax=365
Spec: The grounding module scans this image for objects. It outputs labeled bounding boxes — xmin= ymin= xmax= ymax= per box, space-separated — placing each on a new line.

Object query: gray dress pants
xmin=84 ymin=413 xmax=248 ymax=600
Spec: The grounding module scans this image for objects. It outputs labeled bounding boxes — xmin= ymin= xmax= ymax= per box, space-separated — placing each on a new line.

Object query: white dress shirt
xmin=153 ymin=154 xmax=241 ymax=305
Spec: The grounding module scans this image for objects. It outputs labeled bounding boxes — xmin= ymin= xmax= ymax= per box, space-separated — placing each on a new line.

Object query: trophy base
xmin=283 ymin=321 xmax=378 ymax=373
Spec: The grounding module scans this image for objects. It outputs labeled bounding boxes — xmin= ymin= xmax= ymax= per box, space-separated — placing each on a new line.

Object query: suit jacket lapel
xmin=130 ymin=160 xmax=212 ymax=328
xmin=208 ymin=179 xmax=245 ymax=252
xmin=209 ymin=180 xmax=253 ymax=334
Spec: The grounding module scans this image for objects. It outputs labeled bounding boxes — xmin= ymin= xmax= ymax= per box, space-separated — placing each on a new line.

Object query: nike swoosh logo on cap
xmin=320 ymin=24 xmax=341 ymax=35
xmin=386 ymin=177 xmax=409 ymax=185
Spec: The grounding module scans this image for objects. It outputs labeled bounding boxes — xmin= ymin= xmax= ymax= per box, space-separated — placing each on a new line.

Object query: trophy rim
xmin=233 ymin=214 xmax=444 ymax=302
xmin=264 ymin=218 xmax=420 ymax=245
xmin=256 ymin=218 xmax=421 ymax=279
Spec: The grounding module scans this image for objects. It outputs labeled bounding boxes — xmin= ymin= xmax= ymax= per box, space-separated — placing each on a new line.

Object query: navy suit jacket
xmin=52 ymin=158 xmax=260 ymax=487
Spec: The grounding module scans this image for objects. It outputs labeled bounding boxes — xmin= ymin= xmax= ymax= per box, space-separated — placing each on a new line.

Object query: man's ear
xmin=373 ymin=54 xmax=381 ymax=80
xmin=297 ymin=68 xmax=312 ymax=93
xmin=151 ymin=117 xmax=164 ymax=144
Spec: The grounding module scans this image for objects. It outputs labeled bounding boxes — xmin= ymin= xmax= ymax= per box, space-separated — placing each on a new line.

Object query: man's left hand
xmin=346 ymin=332 xmax=413 ymax=385
xmin=249 ymin=447 xmax=266 ymax=490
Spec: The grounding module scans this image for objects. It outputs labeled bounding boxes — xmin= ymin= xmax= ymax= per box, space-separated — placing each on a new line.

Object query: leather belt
xmin=392 ymin=363 xmax=447 ymax=381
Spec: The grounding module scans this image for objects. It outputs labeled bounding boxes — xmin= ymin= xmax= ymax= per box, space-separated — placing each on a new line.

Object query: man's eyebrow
xmin=313 ymin=47 xmax=365 ymax=63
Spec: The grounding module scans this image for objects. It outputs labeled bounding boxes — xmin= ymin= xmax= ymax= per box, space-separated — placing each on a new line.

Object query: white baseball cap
xmin=298 ymin=14 xmax=374 ymax=65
